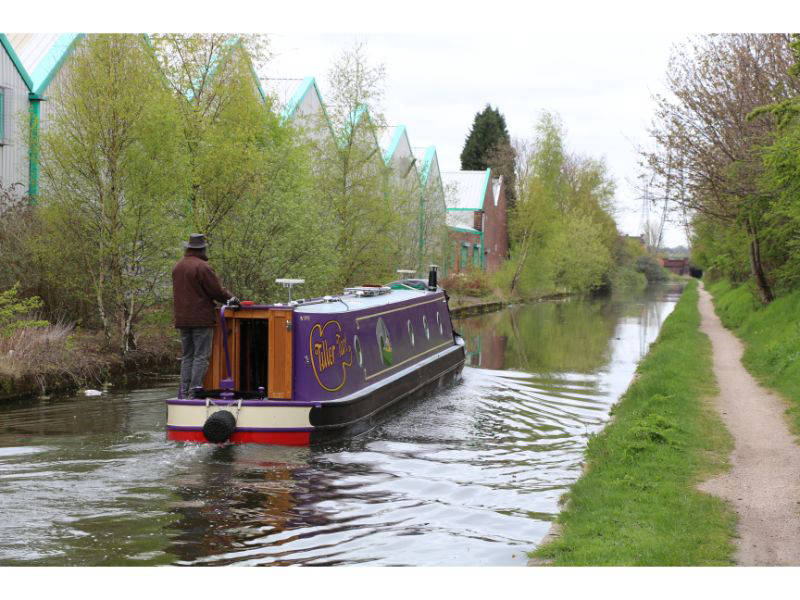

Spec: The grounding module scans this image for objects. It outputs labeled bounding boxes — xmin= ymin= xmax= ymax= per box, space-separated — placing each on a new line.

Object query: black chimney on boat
xmin=428 ymin=264 xmax=438 ymax=291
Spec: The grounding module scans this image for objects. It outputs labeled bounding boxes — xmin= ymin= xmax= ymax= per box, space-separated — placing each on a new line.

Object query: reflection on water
xmin=0 ymin=284 xmax=681 ymax=566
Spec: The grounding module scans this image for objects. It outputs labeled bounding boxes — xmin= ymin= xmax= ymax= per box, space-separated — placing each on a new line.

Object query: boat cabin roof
xmin=292 ymin=288 xmax=436 ymax=314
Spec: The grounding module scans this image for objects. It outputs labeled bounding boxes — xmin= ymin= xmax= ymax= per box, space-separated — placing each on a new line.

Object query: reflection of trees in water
xmin=639 ymin=299 xmax=665 ymax=358
xmin=456 ymin=298 xmax=619 ymax=374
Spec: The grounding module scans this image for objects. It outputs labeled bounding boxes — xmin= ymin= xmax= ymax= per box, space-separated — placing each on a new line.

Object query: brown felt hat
xmin=184 ymin=233 xmax=207 ymax=249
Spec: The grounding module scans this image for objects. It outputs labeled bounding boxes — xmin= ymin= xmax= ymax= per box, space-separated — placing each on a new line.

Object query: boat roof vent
xmin=344 ymin=286 xmax=392 ymax=297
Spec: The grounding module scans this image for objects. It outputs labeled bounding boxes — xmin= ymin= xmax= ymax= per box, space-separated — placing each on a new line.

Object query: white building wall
xmin=0 ymin=46 xmax=30 ymax=193
xmin=36 ymin=46 xmax=79 ymax=135
xmin=388 ymin=132 xmax=416 ymax=186
xmin=291 ymin=84 xmax=333 ymax=146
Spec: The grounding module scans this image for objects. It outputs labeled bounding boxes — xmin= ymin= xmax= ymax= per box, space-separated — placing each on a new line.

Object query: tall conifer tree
xmin=460 ymin=104 xmax=516 ymax=206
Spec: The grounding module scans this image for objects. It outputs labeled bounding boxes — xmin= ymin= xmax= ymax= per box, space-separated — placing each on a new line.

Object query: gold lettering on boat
xmin=309 ymin=320 xmax=353 ymax=392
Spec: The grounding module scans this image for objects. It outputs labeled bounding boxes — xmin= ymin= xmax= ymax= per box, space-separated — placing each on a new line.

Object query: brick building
xmin=441 ymin=168 xmax=508 ymax=274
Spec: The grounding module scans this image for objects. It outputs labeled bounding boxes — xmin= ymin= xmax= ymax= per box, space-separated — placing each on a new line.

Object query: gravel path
xmin=697 ymin=282 xmax=800 ymax=565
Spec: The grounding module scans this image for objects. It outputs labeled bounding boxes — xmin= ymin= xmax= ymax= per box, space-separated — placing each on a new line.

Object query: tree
xmin=460 ymin=104 xmax=517 ymax=207
xmin=37 ymin=34 xmax=187 ymax=353
xmin=509 ymin=112 xmax=618 ymax=295
xmin=641 ymin=34 xmax=800 ymax=304
xmin=310 ymin=43 xmax=418 ymax=286
xmin=148 ymin=34 xmax=337 ymax=302
xmin=148 ymin=34 xmax=271 ymax=237
xmin=509 ymin=112 xmax=567 ymax=293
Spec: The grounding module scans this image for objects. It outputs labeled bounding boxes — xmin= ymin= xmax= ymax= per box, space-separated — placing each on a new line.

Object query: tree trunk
xmin=510 ymin=233 xmax=531 ymax=294
xmin=95 ymin=277 xmax=111 ymax=345
xmin=746 ymin=223 xmax=774 ymax=305
xmin=121 ymin=297 xmax=137 ymax=355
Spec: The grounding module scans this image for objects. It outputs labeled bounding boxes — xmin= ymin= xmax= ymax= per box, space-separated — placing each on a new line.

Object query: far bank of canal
xmin=0 ymin=283 xmax=681 ymax=566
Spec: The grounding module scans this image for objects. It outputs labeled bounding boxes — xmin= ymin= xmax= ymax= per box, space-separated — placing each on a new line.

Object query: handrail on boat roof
xmin=343 ymin=286 xmax=392 ymax=297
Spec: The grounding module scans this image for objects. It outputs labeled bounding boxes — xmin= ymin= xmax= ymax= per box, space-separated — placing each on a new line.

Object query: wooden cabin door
xmin=268 ymin=309 xmax=293 ymax=399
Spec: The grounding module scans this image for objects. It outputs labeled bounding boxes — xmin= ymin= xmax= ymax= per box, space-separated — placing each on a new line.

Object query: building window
xmin=376 ymin=318 xmax=393 ymax=366
xmin=460 ymin=243 xmax=469 ymax=271
xmin=473 ymin=244 xmax=481 ymax=269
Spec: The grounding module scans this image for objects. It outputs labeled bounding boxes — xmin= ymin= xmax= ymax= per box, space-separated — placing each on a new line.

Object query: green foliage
xmin=0 ymin=284 xmax=48 ymax=337
xmin=37 ymin=34 xmax=187 ymax=353
xmin=611 ymin=267 xmax=648 ymax=292
xmin=634 ymin=255 xmax=668 ymax=283
xmin=642 ymin=35 xmax=800 ymax=304
xmin=460 ymin=104 xmax=511 ymax=170
xmin=508 ymin=112 xmax=618 ymax=296
xmin=548 ymin=212 xmax=614 ymax=293
xmin=460 ymin=104 xmax=517 ymax=206
xmin=308 ymin=43 xmax=420 ymax=288
xmin=531 ymin=281 xmax=736 ymax=564
xmin=690 ymin=212 xmax=752 ymax=285
xmin=709 ymin=280 xmax=800 ymax=436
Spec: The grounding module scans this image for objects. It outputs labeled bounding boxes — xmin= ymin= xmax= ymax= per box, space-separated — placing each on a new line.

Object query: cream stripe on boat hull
xmin=167 ymin=403 xmax=312 ymax=430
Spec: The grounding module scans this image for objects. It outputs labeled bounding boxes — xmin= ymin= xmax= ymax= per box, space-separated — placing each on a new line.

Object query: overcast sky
xmin=15 ymin=0 xmax=790 ymax=249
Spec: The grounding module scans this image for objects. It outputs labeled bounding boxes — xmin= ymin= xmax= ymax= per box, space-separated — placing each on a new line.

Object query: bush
xmin=611 ymin=266 xmax=648 ymax=292
xmin=0 ymin=284 xmax=48 ymax=337
xmin=441 ymin=270 xmax=491 ymax=297
xmin=635 ymin=255 xmax=669 ymax=282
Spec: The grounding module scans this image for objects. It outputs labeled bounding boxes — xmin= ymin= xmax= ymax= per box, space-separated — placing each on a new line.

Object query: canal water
xmin=0 ymin=284 xmax=681 ymax=566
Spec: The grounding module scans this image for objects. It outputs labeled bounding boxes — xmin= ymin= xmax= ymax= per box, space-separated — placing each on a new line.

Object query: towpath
xmin=697 ymin=282 xmax=800 ymax=565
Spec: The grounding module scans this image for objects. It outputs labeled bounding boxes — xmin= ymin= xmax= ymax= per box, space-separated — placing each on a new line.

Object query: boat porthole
xmin=423 ymin=315 xmax=430 ymax=340
xmin=376 ymin=318 xmax=393 ymax=366
xmin=354 ymin=335 xmax=363 ymax=367
xmin=407 ymin=319 xmax=415 ymax=347
xmin=436 ymin=311 xmax=443 ymax=335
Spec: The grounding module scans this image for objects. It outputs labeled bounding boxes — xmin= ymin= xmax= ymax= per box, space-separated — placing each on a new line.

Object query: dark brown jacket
xmin=172 ymin=251 xmax=232 ymax=328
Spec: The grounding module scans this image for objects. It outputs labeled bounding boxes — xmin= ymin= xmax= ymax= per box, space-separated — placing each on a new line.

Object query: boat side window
xmin=376 ymin=318 xmax=393 ymax=366
xmin=436 ymin=311 xmax=443 ymax=335
xmin=407 ymin=319 xmax=415 ymax=347
xmin=353 ymin=335 xmax=363 ymax=367
xmin=422 ymin=315 xmax=430 ymax=340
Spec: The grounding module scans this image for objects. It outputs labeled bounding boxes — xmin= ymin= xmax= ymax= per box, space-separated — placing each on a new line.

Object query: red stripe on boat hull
xmin=167 ymin=429 xmax=311 ymax=446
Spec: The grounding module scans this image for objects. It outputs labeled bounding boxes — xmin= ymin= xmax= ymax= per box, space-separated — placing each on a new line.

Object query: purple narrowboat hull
xmin=166 ymin=286 xmax=466 ymax=445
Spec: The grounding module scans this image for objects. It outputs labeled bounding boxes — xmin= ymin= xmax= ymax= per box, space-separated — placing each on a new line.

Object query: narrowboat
xmin=166 ymin=268 xmax=466 ymax=446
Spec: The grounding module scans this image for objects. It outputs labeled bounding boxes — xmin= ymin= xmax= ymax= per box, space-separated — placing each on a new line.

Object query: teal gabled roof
xmin=383 ymin=125 xmax=406 ymax=164
xmin=278 ymin=76 xmax=336 ymax=140
xmin=418 ymin=146 xmax=437 ymax=186
xmin=339 ymin=103 xmax=382 ymax=152
xmin=29 ymin=33 xmax=83 ymax=98
xmin=0 ymin=34 xmax=33 ymax=91
xmin=283 ymin=76 xmax=317 ymax=119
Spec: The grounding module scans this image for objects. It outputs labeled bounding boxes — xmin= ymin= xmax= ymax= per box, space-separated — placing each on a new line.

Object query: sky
xmin=10 ymin=0 xmax=791 ymax=251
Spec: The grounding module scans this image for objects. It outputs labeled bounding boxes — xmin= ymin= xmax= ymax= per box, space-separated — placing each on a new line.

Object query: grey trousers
xmin=179 ymin=327 xmax=214 ymax=396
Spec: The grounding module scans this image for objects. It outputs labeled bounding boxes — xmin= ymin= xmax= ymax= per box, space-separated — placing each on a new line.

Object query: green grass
xmin=708 ymin=279 xmax=800 ymax=437
xmin=530 ymin=280 xmax=736 ymax=565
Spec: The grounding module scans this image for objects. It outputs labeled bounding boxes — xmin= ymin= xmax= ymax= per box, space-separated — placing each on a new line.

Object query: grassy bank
xmin=530 ymin=279 xmax=735 ymax=565
xmin=708 ymin=279 xmax=800 ymax=436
